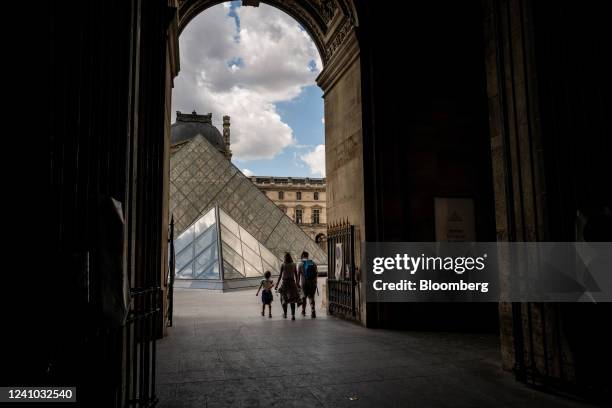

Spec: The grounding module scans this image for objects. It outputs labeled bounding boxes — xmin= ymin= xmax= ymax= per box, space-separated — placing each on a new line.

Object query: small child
xmin=256 ymin=271 xmax=274 ymax=318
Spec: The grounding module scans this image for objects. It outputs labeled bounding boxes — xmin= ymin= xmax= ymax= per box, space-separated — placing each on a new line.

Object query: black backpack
xmin=302 ymin=259 xmax=317 ymax=281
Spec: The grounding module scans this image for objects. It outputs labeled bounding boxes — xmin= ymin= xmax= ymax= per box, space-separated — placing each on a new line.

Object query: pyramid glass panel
xmin=239 ymin=226 xmax=260 ymax=253
xmin=195 ymin=262 xmax=219 ymax=280
xmin=172 ymin=205 xmax=286 ymax=289
xmin=223 ymin=260 xmax=244 ymax=280
xmin=263 ymin=260 xmax=279 ymax=276
xmin=220 ymin=233 xmax=242 ymax=265
xmin=243 ymin=260 xmax=262 ymax=278
xmin=194 ymin=208 xmax=216 ymax=235
xmin=175 ymin=224 xmax=194 ymax=254
xmin=194 ymin=243 xmax=217 ymax=270
xmin=241 ymin=243 xmax=262 ymax=273
xmin=176 ymin=245 xmax=194 ymax=272
xmin=194 ymin=247 xmax=219 ymax=279
xmin=174 ymin=207 xmax=221 ymax=281
xmin=221 ymin=243 xmax=245 ymax=277
xmin=219 ymin=209 xmax=240 ymax=237
xmin=195 ymin=226 xmax=216 ymax=254
xmin=260 ymin=244 xmax=279 ymax=271
xmin=176 ymin=264 xmax=193 ymax=279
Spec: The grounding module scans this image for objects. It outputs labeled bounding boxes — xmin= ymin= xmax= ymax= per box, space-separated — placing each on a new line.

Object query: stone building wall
xmin=250 ymin=176 xmax=327 ymax=251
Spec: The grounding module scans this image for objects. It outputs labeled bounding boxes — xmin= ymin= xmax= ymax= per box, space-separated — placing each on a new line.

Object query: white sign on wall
xmin=335 ymin=243 xmax=343 ymax=280
xmin=434 ymin=197 xmax=476 ymax=242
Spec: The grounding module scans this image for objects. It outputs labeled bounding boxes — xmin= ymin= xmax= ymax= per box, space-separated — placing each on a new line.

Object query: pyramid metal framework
xmin=169 ymin=134 xmax=327 ymax=288
xmin=174 ymin=205 xmax=283 ymax=290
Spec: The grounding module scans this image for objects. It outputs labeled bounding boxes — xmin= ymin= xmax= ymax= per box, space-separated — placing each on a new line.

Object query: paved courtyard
xmin=156 ymin=281 xmax=595 ymax=407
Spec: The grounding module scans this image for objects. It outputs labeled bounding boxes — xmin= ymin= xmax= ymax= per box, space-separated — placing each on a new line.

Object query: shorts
xmin=262 ymin=290 xmax=273 ymax=305
xmin=303 ymin=280 xmax=317 ymax=298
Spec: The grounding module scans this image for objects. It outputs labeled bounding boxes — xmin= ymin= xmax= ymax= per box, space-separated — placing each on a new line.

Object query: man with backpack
xmin=298 ymin=251 xmax=318 ymax=318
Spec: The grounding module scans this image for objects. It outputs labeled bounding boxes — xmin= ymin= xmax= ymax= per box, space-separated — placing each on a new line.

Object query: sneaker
xmin=311 ymin=311 xmax=316 ymax=318
xmin=291 ymin=316 xmax=295 ymax=321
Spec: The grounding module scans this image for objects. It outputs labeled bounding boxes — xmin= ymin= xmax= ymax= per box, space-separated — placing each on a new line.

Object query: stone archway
xmin=177 ymin=0 xmax=359 ymax=67
xmin=169 ymin=0 xmax=368 ymax=321
xmin=49 ymin=2 xmax=612 ymax=404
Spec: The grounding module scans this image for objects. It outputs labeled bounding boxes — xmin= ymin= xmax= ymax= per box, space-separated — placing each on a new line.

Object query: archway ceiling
xmin=177 ymin=0 xmax=358 ymax=65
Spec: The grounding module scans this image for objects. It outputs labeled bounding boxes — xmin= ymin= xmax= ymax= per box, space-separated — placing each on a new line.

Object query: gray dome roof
xmin=171 ymin=111 xmax=226 ymax=154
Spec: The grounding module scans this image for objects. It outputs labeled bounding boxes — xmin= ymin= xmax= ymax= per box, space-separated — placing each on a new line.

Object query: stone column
xmin=483 ymin=0 xmax=571 ymax=384
xmin=317 ymin=19 xmax=366 ymax=324
xmin=162 ymin=0 xmax=180 ymax=336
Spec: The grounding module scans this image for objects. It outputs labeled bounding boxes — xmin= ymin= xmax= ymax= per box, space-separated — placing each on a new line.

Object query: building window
xmin=314 ymin=192 xmax=319 ymax=200
xmin=312 ymin=208 xmax=320 ymax=224
xmin=278 ymin=191 xmax=284 ymax=200
xmin=296 ymin=191 xmax=302 ymax=200
xmin=295 ymin=208 xmax=303 ymax=224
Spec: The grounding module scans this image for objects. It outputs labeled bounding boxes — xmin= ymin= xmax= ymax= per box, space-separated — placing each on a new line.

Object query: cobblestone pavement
xmin=156 ymin=283 xmax=595 ymax=408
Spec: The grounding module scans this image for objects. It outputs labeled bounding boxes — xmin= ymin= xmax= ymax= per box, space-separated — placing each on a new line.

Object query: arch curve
xmin=177 ymin=0 xmax=357 ymax=65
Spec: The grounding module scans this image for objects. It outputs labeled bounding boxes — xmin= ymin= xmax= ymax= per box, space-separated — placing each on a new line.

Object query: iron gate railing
xmin=123 ymin=287 xmax=162 ymax=407
xmin=167 ymin=216 xmax=175 ymax=327
xmin=327 ymin=219 xmax=357 ymax=320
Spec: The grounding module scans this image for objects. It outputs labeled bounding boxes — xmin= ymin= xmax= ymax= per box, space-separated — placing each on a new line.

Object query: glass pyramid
xmin=173 ymin=205 xmax=282 ymax=290
xmin=169 ymin=134 xmax=327 ymax=271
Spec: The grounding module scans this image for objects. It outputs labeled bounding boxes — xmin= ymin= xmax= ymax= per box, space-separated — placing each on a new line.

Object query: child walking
xmin=256 ymin=271 xmax=274 ymax=318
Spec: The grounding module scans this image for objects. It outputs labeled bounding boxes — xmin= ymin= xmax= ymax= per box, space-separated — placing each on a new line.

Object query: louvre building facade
xmin=170 ymin=111 xmax=327 ymax=289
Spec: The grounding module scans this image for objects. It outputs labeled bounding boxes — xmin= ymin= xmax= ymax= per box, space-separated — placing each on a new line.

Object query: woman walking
xmin=275 ymin=252 xmax=301 ymax=320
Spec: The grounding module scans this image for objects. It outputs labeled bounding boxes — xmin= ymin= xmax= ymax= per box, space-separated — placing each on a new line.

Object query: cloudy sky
xmin=172 ymin=1 xmax=325 ymax=177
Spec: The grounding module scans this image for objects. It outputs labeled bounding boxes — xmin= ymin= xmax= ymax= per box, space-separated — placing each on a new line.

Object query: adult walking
xmin=298 ymin=251 xmax=318 ymax=318
xmin=275 ymin=252 xmax=301 ymax=320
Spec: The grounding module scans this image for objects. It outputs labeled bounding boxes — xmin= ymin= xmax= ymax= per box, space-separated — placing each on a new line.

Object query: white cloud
xmin=172 ymin=4 xmax=321 ymax=161
xmin=301 ymin=144 xmax=326 ymax=177
xmin=241 ymin=168 xmax=254 ymax=177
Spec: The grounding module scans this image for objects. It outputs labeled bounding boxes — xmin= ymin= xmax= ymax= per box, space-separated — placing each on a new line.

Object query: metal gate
xmin=327 ymin=220 xmax=357 ymax=320
xmin=167 ymin=216 xmax=175 ymax=328
xmin=123 ymin=287 xmax=162 ymax=407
